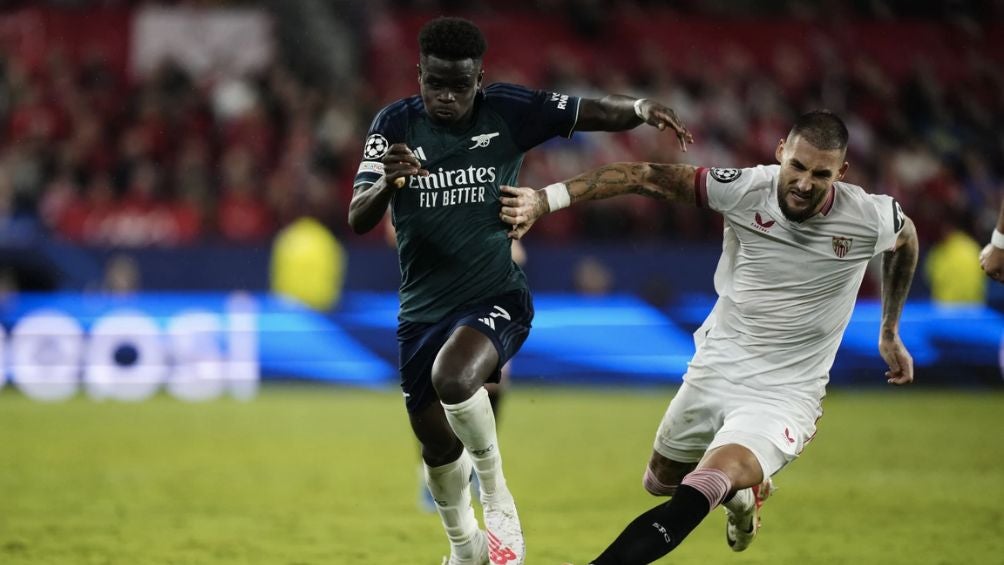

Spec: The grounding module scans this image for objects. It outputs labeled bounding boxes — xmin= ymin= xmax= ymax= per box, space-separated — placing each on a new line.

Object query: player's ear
xmin=477 ymin=68 xmax=484 ymax=89
xmin=775 ymin=139 xmax=785 ymax=163
xmin=837 ymin=161 xmax=849 ymax=180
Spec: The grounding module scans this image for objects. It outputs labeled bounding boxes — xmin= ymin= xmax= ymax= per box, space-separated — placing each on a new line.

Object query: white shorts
xmin=653 ymin=373 xmax=824 ymax=478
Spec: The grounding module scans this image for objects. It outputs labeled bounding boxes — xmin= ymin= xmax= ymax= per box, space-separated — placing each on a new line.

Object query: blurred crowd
xmin=0 ymin=50 xmax=353 ymax=247
xmin=0 ymin=2 xmax=1001 ymax=252
xmin=515 ymin=45 xmax=1004 ymax=248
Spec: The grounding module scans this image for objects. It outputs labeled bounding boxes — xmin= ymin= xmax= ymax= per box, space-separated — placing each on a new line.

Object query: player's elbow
xmin=347 ymin=208 xmax=374 ymax=235
xmin=893 ymin=217 xmax=918 ymax=254
xmin=347 ymin=218 xmax=371 ymax=235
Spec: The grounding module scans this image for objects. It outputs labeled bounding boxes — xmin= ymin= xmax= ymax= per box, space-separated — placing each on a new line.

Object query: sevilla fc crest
xmin=832 ymin=236 xmax=853 ymax=258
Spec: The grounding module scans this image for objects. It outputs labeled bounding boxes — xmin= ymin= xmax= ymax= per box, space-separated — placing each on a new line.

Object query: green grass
xmin=1 ymin=385 xmax=1002 ymax=564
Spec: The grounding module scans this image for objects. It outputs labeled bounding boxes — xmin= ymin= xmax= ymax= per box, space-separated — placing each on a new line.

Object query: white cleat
xmin=482 ymin=493 xmax=524 ymax=565
xmin=441 ymin=530 xmax=489 ymax=565
xmin=726 ymin=478 xmax=775 ymax=552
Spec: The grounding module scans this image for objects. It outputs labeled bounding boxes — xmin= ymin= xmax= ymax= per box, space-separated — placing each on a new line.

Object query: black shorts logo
xmin=363 ymin=134 xmax=390 ymax=160
xmin=710 ymin=167 xmax=742 ymax=183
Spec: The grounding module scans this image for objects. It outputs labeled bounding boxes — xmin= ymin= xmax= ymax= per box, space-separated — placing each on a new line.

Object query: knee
xmin=431 ymin=358 xmax=481 ymax=404
xmin=699 ymin=444 xmax=764 ymax=488
xmin=642 ymin=453 xmax=694 ymax=496
xmin=422 ymin=436 xmax=464 ymax=467
xmin=642 ymin=466 xmax=678 ymax=496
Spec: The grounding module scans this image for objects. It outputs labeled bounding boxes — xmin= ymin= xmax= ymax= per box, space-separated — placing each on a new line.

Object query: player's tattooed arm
xmin=564 ymin=163 xmax=698 ymax=205
xmin=500 ymin=163 xmax=697 ymax=239
xmin=878 ymin=216 xmax=918 ymax=386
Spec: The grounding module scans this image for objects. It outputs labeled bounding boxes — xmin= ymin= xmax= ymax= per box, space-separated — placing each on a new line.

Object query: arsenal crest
xmin=832 ymin=236 xmax=853 ymax=258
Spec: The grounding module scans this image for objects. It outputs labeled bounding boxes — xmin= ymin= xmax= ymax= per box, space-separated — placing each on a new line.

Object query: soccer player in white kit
xmin=498 ymin=111 xmax=920 ymax=565
xmin=979 ymin=200 xmax=1004 ymax=283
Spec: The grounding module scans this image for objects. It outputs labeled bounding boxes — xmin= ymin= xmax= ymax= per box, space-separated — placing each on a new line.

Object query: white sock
xmin=443 ymin=387 xmax=507 ymax=499
xmin=723 ymin=487 xmax=754 ymax=515
xmin=425 ymin=451 xmax=480 ymax=557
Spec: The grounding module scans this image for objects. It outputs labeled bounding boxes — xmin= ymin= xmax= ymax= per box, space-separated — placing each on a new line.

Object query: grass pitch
xmin=1 ymin=385 xmax=1002 ymax=564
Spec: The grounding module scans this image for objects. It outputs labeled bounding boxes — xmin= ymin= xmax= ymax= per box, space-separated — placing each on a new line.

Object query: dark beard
xmin=777 ymin=190 xmax=824 ymax=222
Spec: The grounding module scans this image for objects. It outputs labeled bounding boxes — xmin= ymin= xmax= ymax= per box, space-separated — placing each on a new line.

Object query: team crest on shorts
xmin=710 ymin=167 xmax=741 ymax=183
xmin=832 ymin=236 xmax=853 ymax=258
xmin=363 ymin=134 xmax=390 ymax=160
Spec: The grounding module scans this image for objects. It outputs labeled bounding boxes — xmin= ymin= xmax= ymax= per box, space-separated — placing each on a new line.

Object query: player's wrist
xmin=633 ymin=98 xmax=647 ymax=120
xmin=991 ymin=229 xmax=1004 ymax=250
xmin=543 ymin=182 xmax=570 ymax=213
xmin=879 ymin=325 xmax=900 ymax=341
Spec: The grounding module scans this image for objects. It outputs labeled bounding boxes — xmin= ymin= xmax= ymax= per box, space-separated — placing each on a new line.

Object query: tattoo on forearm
xmin=565 ymin=163 xmax=697 ymax=205
xmin=880 ymin=234 xmax=918 ymax=338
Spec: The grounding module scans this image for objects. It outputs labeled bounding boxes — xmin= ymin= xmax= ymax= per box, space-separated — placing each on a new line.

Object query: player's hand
xmin=382 ymin=143 xmax=428 ymax=188
xmin=979 ymin=243 xmax=1004 ymax=282
xmin=637 ymin=100 xmax=695 ymax=152
xmin=879 ymin=332 xmax=913 ymax=385
xmin=500 ymin=185 xmax=548 ymax=240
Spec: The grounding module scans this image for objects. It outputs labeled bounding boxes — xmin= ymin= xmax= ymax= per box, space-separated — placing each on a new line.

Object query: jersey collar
xmin=819 ymin=184 xmax=836 ymax=216
xmin=770 ymin=178 xmax=838 ymax=225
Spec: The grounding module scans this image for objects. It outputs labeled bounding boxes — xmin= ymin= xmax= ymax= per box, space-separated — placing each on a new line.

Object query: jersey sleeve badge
xmin=710 ymin=167 xmax=742 ymax=183
xmin=363 ymin=134 xmax=390 ymax=160
xmin=892 ymin=199 xmax=905 ymax=233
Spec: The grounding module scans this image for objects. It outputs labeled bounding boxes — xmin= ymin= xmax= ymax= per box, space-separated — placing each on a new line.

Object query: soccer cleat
xmin=441 ymin=530 xmax=489 ymax=565
xmin=482 ymin=493 xmax=524 ymax=565
xmin=725 ymin=478 xmax=775 ymax=552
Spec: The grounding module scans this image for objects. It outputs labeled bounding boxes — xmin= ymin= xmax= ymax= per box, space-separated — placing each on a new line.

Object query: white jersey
xmin=688 ymin=164 xmax=905 ymax=394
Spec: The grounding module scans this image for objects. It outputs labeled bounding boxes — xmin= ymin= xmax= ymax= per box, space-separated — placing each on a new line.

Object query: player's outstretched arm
xmin=500 ymin=162 xmax=697 ymax=239
xmin=576 ymin=96 xmax=694 ymax=152
xmin=348 ymin=143 xmax=427 ymax=234
xmin=978 ymin=201 xmax=1004 ymax=282
xmin=879 ymin=216 xmax=918 ymax=385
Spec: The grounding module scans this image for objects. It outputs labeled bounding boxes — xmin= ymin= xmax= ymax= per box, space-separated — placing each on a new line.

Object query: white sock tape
xmin=633 ymin=98 xmax=647 ymax=120
xmin=543 ymin=182 xmax=570 ymax=212
xmin=992 ymin=229 xmax=1004 ymax=250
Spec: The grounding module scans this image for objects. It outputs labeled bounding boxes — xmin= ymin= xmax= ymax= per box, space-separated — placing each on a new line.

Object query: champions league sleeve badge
xmin=363 ymin=134 xmax=390 ymax=160
xmin=710 ymin=168 xmax=742 ymax=183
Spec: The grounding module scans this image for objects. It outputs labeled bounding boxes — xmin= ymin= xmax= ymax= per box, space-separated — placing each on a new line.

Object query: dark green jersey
xmin=354 ymin=83 xmax=581 ymax=322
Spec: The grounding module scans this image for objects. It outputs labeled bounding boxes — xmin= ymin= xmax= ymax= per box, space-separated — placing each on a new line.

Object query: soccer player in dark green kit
xmin=348 ymin=17 xmax=692 ymax=565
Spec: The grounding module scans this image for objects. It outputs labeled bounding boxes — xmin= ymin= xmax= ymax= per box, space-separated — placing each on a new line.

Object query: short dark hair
xmin=789 ymin=110 xmax=848 ymax=151
xmin=418 ymin=17 xmax=487 ymax=61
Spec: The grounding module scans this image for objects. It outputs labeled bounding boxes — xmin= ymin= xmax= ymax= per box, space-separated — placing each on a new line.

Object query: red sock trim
xmin=681 ymin=468 xmax=732 ymax=511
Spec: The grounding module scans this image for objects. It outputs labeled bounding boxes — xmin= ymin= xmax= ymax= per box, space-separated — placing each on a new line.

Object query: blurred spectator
xmin=924 ymin=214 xmax=987 ymax=304
xmin=101 ymin=253 xmax=142 ymax=295
xmin=925 ymin=232 xmax=987 ymax=304
xmin=270 ymin=216 xmax=346 ymax=311
xmin=216 ymin=147 xmax=275 ymax=243
xmin=573 ymin=255 xmax=613 ymax=296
